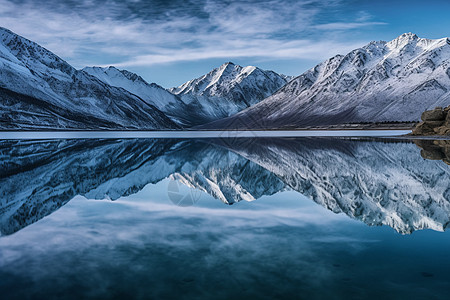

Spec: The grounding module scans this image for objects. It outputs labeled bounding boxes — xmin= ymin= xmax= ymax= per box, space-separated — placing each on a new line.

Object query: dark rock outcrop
xmin=411 ymin=106 xmax=450 ymax=135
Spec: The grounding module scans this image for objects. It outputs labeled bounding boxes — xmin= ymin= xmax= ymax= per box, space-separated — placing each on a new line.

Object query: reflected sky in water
xmin=1 ymin=136 xmax=450 ymax=298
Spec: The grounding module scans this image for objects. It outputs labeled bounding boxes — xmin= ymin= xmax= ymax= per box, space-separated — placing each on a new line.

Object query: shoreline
xmin=0 ymin=122 xmax=417 ymax=132
xmin=0 ymin=126 xmax=416 ymax=132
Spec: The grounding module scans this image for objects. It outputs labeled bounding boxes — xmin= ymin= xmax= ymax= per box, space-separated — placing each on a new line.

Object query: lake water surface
xmin=1 ymin=132 xmax=450 ymax=299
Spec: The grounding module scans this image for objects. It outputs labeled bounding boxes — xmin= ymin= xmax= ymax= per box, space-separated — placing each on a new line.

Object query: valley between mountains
xmin=1 ymin=27 xmax=450 ymax=130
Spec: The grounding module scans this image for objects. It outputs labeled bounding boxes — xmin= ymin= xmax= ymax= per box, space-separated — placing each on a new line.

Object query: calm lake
xmin=1 ymin=131 xmax=450 ymax=299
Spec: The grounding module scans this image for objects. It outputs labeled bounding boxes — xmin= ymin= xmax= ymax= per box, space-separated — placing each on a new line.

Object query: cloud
xmin=314 ymin=21 xmax=388 ymax=30
xmin=113 ymin=39 xmax=364 ymax=67
xmin=0 ymin=0 xmax=387 ymax=69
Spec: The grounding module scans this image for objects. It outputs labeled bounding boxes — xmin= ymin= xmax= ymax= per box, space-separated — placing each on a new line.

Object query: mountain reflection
xmin=1 ymin=137 xmax=449 ymax=235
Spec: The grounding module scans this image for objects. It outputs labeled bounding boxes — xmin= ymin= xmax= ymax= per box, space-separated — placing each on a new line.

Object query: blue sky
xmin=1 ymin=0 xmax=450 ymax=87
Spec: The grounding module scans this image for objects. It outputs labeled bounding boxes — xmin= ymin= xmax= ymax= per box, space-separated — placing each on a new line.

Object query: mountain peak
xmin=393 ymin=32 xmax=420 ymax=43
xmin=385 ymin=32 xmax=450 ymax=52
xmin=170 ymin=61 xmax=291 ymax=121
xmin=217 ymin=61 xmax=238 ymax=73
xmin=399 ymin=32 xmax=418 ymax=39
xmin=386 ymin=32 xmax=421 ymax=49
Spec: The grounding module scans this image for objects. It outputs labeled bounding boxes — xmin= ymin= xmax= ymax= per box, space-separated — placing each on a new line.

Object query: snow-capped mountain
xmin=170 ymin=62 xmax=292 ymax=122
xmin=82 ymin=66 xmax=195 ymax=126
xmin=81 ymin=63 xmax=293 ymax=127
xmin=4 ymin=27 xmax=449 ymax=130
xmin=0 ymin=27 xmax=178 ymax=129
xmin=203 ymin=33 xmax=450 ymax=129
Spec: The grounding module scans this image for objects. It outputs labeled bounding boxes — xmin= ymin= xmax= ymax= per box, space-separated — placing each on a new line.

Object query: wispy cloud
xmin=114 ymin=40 xmax=365 ymax=67
xmin=0 ymin=0 xmax=387 ymax=68
xmin=314 ymin=21 xmax=388 ymax=30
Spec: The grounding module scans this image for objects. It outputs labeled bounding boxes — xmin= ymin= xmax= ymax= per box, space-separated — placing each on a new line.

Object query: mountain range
xmin=0 ymin=27 xmax=290 ymax=129
xmin=83 ymin=62 xmax=290 ymax=127
xmin=2 ymin=27 xmax=450 ymax=130
xmin=204 ymin=33 xmax=450 ymax=129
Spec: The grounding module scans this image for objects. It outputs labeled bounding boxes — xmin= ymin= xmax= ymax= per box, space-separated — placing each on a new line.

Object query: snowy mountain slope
xmin=82 ymin=66 xmax=181 ymax=110
xmin=0 ymin=27 xmax=293 ymax=128
xmin=170 ymin=62 xmax=292 ymax=122
xmin=82 ymin=66 xmax=196 ymax=126
xmin=203 ymin=33 xmax=450 ymax=129
xmin=83 ymin=63 xmax=293 ymax=127
xmin=0 ymin=27 xmax=178 ymax=129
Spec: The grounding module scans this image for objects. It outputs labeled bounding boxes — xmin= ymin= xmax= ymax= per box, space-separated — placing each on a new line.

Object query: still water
xmin=1 ymin=134 xmax=450 ymax=299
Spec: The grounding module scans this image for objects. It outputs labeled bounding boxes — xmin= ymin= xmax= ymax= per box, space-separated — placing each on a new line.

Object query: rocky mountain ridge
xmin=0 ymin=27 xmax=179 ymax=130
xmin=169 ymin=62 xmax=292 ymax=122
xmin=2 ymin=27 xmax=450 ymax=130
xmin=202 ymin=33 xmax=450 ymax=129
xmin=0 ymin=25 xmax=292 ymax=129
xmin=84 ymin=62 xmax=291 ymax=127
